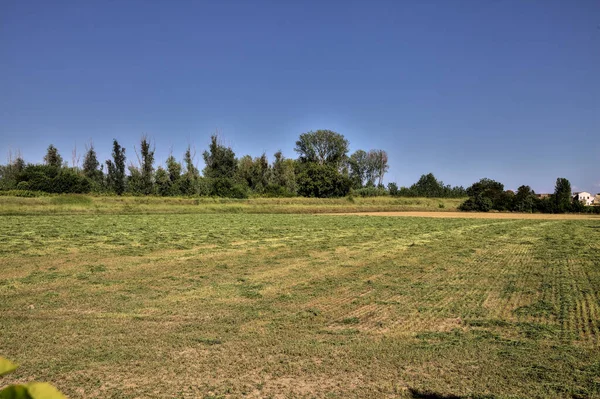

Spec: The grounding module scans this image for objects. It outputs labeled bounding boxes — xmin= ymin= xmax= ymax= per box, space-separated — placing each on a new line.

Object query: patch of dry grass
xmin=0 ymin=195 xmax=464 ymax=215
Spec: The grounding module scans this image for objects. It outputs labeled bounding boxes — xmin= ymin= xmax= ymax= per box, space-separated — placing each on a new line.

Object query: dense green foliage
xmin=0 ymin=130 xmax=385 ymax=198
xmin=296 ymin=163 xmax=352 ymax=198
xmin=347 ymin=149 xmax=389 ymax=188
xmin=460 ymin=177 xmax=599 ymax=214
xmin=105 ymin=140 xmax=126 ymax=195
xmin=15 ymin=165 xmax=90 ymax=194
xmin=392 ymin=173 xmax=466 ymax=198
xmin=294 ymin=129 xmax=349 ymax=168
xmin=43 ymin=145 xmax=63 ymax=168
xmin=1 ymin=132 xmax=595 ymax=209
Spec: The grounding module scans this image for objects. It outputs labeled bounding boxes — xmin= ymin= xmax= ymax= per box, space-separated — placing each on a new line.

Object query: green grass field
xmin=1 ymin=208 xmax=599 ymax=398
xmin=0 ymin=194 xmax=463 ymax=215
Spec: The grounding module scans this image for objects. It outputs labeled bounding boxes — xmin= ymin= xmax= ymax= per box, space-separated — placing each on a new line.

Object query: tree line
xmin=2 ymin=129 xmax=595 ymax=214
xmin=0 ymin=130 xmax=397 ymax=198
xmin=459 ymin=177 xmax=599 ymax=214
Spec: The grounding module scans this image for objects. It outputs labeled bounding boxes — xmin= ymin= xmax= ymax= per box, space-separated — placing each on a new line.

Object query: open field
xmin=0 ymin=195 xmax=464 ymax=215
xmin=1 ymin=211 xmax=600 ymax=398
xmin=328 ymin=211 xmax=600 ymax=220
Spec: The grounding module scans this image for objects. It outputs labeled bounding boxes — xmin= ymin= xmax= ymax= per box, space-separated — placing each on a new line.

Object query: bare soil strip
xmin=322 ymin=211 xmax=600 ymax=220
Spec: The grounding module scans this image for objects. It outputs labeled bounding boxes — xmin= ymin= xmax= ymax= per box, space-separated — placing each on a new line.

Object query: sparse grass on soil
xmin=1 ymin=206 xmax=599 ymax=398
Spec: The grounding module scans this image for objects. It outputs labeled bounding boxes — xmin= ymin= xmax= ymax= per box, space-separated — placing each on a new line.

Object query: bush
xmin=210 ymin=178 xmax=248 ymax=198
xmin=352 ymin=186 xmax=387 ymax=197
xmin=477 ymin=196 xmax=493 ymax=212
xmin=458 ymin=195 xmax=492 ymax=212
xmin=16 ymin=165 xmax=91 ymax=194
xmin=387 ymin=182 xmax=399 ymax=196
xmin=458 ymin=198 xmax=476 ymax=211
xmin=16 ymin=181 xmax=30 ymax=190
xmin=571 ymin=198 xmax=586 ymax=213
xmin=263 ymin=184 xmax=296 ymax=198
xmin=296 ymin=163 xmax=352 ymax=198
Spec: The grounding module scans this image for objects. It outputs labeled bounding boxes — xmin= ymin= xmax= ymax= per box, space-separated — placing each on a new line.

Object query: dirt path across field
xmin=322 ymin=211 xmax=600 ymax=220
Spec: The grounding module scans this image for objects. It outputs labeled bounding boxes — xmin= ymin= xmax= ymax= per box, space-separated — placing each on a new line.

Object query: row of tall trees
xmin=2 ymin=131 xmax=594 ymax=213
xmin=0 ymin=130 xmax=391 ymax=198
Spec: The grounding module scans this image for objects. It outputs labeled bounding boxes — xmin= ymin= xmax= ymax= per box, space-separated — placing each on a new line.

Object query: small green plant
xmin=0 ymin=357 xmax=66 ymax=399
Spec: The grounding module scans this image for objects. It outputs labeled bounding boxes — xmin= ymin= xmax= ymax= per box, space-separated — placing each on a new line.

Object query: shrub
xmin=210 ymin=178 xmax=248 ymax=198
xmin=387 ymin=182 xmax=399 ymax=196
xmin=263 ymin=184 xmax=296 ymax=198
xmin=296 ymin=163 xmax=352 ymax=198
xmin=16 ymin=181 xmax=30 ymax=190
xmin=16 ymin=165 xmax=91 ymax=194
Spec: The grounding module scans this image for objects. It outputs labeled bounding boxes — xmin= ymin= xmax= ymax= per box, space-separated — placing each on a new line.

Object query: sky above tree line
xmin=1 ymin=0 xmax=598 ymax=194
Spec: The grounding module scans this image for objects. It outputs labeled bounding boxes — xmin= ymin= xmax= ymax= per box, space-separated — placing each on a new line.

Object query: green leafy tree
xmin=460 ymin=178 xmax=505 ymax=212
xmin=82 ymin=143 xmax=103 ymax=183
xmin=43 ymin=145 xmax=63 ymax=168
xmin=178 ymin=145 xmax=200 ymax=195
xmin=166 ymin=155 xmax=182 ymax=183
xmin=235 ymin=153 xmax=271 ymax=193
xmin=571 ymin=195 xmax=586 ymax=213
xmin=553 ymin=177 xmax=572 ymax=213
xmin=294 ymin=130 xmax=349 ymax=168
xmin=410 ymin=173 xmax=445 ymax=197
xmin=154 ymin=166 xmax=172 ymax=196
xmin=368 ymin=150 xmax=389 ymax=187
xmin=252 ymin=153 xmax=271 ymax=193
xmin=387 ymin=182 xmax=399 ymax=196
xmin=513 ymin=185 xmax=536 ymax=213
xmin=183 ymin=145 xmax=199 ymax=178
xmin=0 ymin=153 xmax=25 ymax=190
xmin=210 ymin=178 xmax=248 ymax=198
xmin=271 ymin=151 xmax=297 ymax=195
xmin=136 ymin=136 xmax=155 ymax=195
xmin=16 ymin=164 xmax=90 ymax=193
xmin=296 ymin=163 xmax=352 ymax=198
xmin=348 ymin=150 xmax=369 ymax=188
xmin=127 ymin=165 xmax=143 ymax=195
xmin=202 ymin=135 xmax=237 ymax=179
xmin=106 ymin=139 xmax=126 ymax=195
xmin=237 ymin=155 xmax=255 ymax=188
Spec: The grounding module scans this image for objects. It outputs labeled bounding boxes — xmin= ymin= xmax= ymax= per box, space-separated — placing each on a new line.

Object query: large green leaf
xmin=24 ymin=383 xmax=66 ymax=399
xmin=0 ymin=384 xmax=31 ymax=399
xmin=0 ymin=383 xmax=66 ymax=399
xmin=0 ymin=358 xmax=18 ymax=377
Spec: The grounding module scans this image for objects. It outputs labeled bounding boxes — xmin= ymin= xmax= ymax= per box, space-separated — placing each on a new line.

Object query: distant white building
xmin=573 ymin=192 xmax=594 ymax=206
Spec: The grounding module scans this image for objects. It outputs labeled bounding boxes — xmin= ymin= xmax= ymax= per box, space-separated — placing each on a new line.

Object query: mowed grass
xmin=1 ymin=213 xmax=599 ymax=398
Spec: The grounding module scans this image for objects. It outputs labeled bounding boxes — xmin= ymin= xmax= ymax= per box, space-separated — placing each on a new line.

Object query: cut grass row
xmin=1 ymin=213 xmax=599 ymax=398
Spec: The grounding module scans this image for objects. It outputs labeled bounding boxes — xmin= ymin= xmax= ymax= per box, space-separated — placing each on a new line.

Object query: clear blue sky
xmin=1 ymin=0 xmax=598 ymax=193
